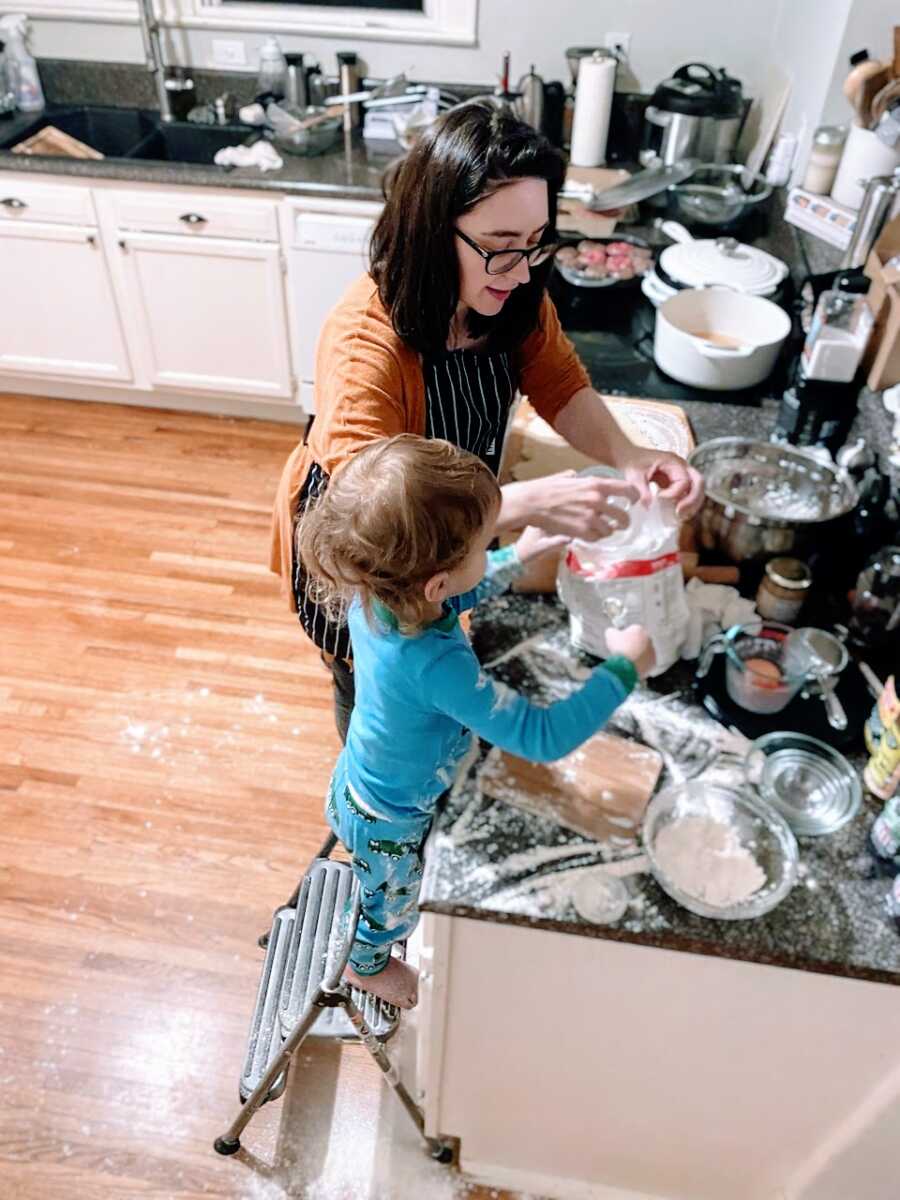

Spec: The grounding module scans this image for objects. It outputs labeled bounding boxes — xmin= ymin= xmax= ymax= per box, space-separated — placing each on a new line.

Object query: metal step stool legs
xmin=215 ymin=858 xmax=453 ymax=1164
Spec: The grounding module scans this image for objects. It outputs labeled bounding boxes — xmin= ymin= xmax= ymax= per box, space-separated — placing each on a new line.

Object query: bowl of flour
xmin=642 ymin=783 xmax=799 ymax=919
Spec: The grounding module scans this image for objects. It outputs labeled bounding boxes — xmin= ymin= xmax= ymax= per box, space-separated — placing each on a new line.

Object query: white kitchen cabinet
xmin=114 ymin=231 xmax=293 ymax=400
xmin=0 ymin=220 xmax=132 ymax=383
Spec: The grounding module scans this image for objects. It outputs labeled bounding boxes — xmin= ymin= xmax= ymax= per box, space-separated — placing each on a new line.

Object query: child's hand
xmin=514 ymin=525 xmax=570 ymax=565
xmin=605 ymin=624 xmax=656 ymax=678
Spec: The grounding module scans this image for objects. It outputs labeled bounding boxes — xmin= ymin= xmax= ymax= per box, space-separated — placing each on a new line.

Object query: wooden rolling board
xmin=12 ymin=125 xmax=105 ymax=160
xmin=480 ymin=732 xmax=663 ymax=842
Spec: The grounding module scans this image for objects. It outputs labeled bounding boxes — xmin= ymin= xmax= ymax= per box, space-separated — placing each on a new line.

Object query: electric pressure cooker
xmin=642 ymin=62 xmax=744 ymax=167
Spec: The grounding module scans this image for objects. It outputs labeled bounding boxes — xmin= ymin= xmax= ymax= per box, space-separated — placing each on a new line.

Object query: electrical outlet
xmin=212 ymin=38 xmax=247 ymax=68
xmin=604 ymin=32 xmax=632 ymax=59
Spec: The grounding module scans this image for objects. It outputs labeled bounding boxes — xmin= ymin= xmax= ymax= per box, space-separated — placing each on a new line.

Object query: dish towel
xmin=214 ymin=141 xmax=284 ymax=172
xmin=680 ymin=578 xmax=758 ymax=661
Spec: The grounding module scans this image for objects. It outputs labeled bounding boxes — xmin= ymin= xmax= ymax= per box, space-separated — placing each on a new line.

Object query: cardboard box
xmin=864 ymin=212 xmax=900 ymax=390
xmin=785 ymin=187 xmax=857 ymax=251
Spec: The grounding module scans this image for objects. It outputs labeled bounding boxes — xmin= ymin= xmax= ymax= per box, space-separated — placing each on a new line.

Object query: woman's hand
xmin=514 ymin=525 xmax=570 ymax=564
xmin=606 ymin=623 xmax=656 ymax=678
xmin=622 ymin=450 xmax=705 ymax=519
xmin=504 ymin=471 xmax=640 ymax=542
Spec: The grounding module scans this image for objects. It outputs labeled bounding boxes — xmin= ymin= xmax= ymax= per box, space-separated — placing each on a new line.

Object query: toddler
xmin=298 ymin=435 xmax=654 ymax=1009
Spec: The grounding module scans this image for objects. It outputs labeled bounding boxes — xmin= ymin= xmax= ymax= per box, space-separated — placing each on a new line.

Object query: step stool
xmin=213 ymin=841 xmax=453 ymax=1162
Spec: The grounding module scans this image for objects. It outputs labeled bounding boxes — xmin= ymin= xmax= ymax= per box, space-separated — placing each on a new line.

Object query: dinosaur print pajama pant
xmin=325 ymin=765 xmax=432 ymax=976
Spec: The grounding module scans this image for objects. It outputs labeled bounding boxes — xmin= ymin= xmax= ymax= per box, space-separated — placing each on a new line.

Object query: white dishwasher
xmin=280 ymin=196 xmax=382 ymax=413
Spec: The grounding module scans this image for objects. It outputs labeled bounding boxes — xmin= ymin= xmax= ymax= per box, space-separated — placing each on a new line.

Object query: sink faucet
xmin=137 ymin=0 xmax=173 ymax=123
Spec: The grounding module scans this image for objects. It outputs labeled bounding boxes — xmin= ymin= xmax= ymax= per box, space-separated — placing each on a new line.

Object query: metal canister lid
xmin=813 ymin=125 xmax=847 ymax=147
xmin=765 ymin=557 xmax=813 ymax=591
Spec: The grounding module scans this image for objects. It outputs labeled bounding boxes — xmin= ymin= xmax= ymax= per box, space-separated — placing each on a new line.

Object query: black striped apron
xmin=293 ymin=347 xmax=518 ymax=658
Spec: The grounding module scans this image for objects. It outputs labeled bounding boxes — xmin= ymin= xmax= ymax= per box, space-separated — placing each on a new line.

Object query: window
xmin=186 ymin=0 xmax=476 ymax=44
xmin=22 ymin=0 xmax=476 ymax=44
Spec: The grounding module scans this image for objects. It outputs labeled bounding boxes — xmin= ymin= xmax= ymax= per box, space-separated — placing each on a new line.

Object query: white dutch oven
xmin=654 ymin=287 xmax=792 ymax=390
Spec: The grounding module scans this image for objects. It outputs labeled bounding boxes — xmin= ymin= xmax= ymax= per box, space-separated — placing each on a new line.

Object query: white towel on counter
xmin=214 ymin=141 xmax=284 ymax=172
xmin=680 ymin=578 xmax=759 ymax=661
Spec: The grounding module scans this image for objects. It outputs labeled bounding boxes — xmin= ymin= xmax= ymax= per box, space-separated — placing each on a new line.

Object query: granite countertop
xmin=418 ymin=588 xmax=900 ymax=988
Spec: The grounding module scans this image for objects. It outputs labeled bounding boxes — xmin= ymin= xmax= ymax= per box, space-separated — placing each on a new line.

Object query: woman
xmin=271 ymin=100 xmax=703 ymax=740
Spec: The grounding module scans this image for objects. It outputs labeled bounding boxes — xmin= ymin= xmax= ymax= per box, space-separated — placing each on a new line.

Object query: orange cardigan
xmin=270 ymin=273 xmax=591 ymax=609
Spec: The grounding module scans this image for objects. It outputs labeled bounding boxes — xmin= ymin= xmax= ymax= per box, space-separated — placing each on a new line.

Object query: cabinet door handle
xmin=179 ymin=212 xmax=207 ymax=226
xmin=86 ymin=234 xmax=97 ymax=246
xmin=118 ymin=238 xmax=127 ymax=250
xmin=0 ymin=197 xmax=27 ymax=210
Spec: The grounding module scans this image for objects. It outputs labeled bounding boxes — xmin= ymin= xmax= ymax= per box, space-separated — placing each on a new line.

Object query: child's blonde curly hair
xmin=297 ymin=435 xmax=501 ymax=632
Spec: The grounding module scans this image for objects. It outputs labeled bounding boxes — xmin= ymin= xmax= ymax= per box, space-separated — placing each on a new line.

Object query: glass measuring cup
xmin=724 ymin=621 xmax=808 ymax=715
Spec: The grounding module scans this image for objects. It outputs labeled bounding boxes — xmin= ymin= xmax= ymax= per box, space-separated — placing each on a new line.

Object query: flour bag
xmin=557 ymin=477 xmax=689 ymax=676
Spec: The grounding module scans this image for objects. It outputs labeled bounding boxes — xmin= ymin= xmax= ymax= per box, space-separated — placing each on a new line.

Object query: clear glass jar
xmin=803 ymin=125 xmax=846 ymax=195
xmin=756 ymin=557 xmax=813 ymax=623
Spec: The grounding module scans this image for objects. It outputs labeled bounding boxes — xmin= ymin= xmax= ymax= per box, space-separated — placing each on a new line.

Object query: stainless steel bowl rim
xmin=688 ymin=437 xmax=859 ymax=526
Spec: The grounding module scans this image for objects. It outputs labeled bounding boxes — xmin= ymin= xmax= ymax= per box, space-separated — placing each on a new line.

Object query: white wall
xmin=23 ymin=0 xmax=784 ymax=94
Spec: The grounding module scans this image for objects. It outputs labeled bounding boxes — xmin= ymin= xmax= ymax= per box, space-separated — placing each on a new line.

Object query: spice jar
xmin=756 ymin=557 xmax=813 ymax=623
xmin=803 ymin=125 xmax=847 ymax=195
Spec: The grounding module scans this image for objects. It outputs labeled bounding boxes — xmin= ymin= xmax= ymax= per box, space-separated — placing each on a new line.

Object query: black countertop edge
xmin=419 ymin=898 xmax=900 ymax=988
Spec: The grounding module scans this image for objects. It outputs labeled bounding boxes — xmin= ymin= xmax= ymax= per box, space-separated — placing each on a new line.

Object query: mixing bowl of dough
xmin=642 ymin=782 xmax=799 ymax=920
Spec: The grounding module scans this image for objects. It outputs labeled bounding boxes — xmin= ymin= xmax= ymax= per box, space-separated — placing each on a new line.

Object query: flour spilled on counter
xmin=653 ymin=815 xmax=766 ymax=908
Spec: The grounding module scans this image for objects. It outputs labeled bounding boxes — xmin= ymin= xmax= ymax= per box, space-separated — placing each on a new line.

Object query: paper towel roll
xmin=570 ymin=52 xmax=616 ymax=167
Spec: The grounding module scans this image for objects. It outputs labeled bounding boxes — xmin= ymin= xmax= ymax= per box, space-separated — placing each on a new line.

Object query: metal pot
xmin=654 ymin=287 xmax=791 ymax=390
xmin=688 ymin=438 xmax=859 ymax=562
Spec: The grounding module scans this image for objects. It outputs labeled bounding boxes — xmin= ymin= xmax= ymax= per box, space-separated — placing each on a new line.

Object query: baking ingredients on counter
xmin=756 ymin=557 xmax=813 ymax=623
xmin=801 ymin=288 xmax=874 ymax=381
xmin=572 ymin=868 xmax=630 ymax=925
xmin=753 ymin=731 xmax=862 ymax=836
xmin=689 ymin=438 xmax=859 ymax=562
xmin=803 ymin=125 xmax=847 ymax=195
xmin=554 ymin=237 xmax=653 ymax=287
xmin=557 ymin=472 xmax=688 ymax=675
xmin=642 ymin=782 xmax=798 ymax=919
xmin=569 ymin=49 xmax=616 ymax=166
xmin=653 ymin=813 xmax=766 ymax=907
xmin=652 ymin=289 xmax=791 ymax=391
xmin=865 ymin=676 xmax=900 ymax=800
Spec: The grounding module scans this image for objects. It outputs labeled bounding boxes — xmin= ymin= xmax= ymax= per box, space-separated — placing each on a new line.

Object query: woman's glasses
xmin=455 ymin=228 xmax=561 ymax=276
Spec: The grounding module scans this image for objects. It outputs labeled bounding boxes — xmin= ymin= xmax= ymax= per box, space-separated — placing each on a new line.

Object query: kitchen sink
xmin=0 ymin=105 xmax=156 ymax=157
xmin=0 ymin=104 xmax=257 ymax=166
xmin=129 ymin=122 xmax=257 ymax=165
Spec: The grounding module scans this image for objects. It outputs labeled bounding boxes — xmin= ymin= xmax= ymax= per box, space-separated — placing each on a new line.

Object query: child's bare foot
xmin=344 ymin=958 xmax=419 ymax=1009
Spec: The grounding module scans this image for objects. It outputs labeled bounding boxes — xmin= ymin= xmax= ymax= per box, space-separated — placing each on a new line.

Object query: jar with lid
xmin=756 ymin=557 xmax=813 ymax=622
xmin=803 ymin=125 xmax=847 ymax=195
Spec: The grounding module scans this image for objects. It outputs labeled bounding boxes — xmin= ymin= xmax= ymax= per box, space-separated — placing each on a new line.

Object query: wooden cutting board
xmin=480 ymin=732 xmax=663 ymax=842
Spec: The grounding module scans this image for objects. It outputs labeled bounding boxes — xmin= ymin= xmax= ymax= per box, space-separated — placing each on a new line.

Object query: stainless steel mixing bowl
xmin=688 ymin=438 xmax=859 ymax=562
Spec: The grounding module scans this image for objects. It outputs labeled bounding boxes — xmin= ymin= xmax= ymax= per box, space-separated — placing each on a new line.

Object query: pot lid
xmin=651 ymin=62 xmax=743 ymax=117
xmin=659 ymin=234 xmax=788 ymax=294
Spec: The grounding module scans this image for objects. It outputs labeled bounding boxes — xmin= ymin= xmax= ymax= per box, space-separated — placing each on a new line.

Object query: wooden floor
xmin=0 ymin=395 xmax=520 ymax=1200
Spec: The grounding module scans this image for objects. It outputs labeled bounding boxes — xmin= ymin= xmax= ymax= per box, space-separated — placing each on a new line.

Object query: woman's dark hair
xmin=369 ymin=100 xmax=565 ymax=356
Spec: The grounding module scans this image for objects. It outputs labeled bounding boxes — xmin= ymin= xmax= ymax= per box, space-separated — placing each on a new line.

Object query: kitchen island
xmin=410 ymin=368 xmax=899 ymax=1200
xmin=413 ymin=587 xmax=900 ymax=1200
